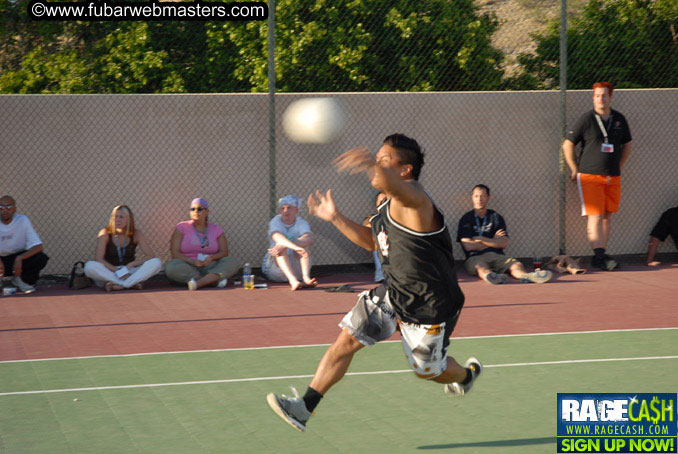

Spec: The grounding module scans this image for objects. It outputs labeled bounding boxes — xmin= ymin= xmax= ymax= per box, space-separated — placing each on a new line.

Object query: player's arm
xmin=308 ymin=190 xmax=376 ymax=251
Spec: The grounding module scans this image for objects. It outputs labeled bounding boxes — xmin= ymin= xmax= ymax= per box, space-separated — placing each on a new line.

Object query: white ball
xmin=282 ymin=97 xmax=346 ymax=144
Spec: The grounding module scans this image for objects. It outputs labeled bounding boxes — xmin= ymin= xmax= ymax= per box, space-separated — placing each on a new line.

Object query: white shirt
xmin=267 ymin=215 xmax=312 ymax=248
xmin=0 ymin=214 xmax=43 ymax=256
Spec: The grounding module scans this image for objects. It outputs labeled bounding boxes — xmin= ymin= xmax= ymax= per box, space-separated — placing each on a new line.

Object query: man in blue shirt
xmin=457 ymin=185 xmax=552 ymax=285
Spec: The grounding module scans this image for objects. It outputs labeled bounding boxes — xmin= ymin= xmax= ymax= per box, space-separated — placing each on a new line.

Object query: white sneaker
xmin=444 ymin=357 xmax=483 ymax=396
xmin=217 ymin=278 xmax=228 ymax=288
xmin=187 ymin=278 xmax=197 ymax=291
xmin=483 ymin=272 xmax=508 ymax=285
xmin=12 ymin=277 xmax=36 ymax=294
xmin=521 ymin=270 xmax=553 ymax=284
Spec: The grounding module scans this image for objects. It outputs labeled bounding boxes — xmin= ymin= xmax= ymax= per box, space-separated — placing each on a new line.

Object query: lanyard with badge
xmin=114 ymin=236 xmax=127 ymax=265
xmin=595 ymin=113 xmax=614 ymax=153
xmin=194 ymin=224 xmax=210 ymax=261
xmin=194 ymin=224 xmax=209 ymax=249
xmin=474 ymin=214 xmax=488 ymax=235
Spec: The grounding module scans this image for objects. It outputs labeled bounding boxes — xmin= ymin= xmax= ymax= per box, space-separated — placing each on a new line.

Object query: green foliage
xmin=516 ymin=0 xmax=678 ymax=89
xmin=1 ymin=0 xmax=504 ymax=93
xmin=226 ymin=0 xmax=504 ymax=92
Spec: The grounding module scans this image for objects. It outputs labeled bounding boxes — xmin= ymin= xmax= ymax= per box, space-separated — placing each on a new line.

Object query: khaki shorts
xmin=465 ymin=251 xmax=519 ymax=275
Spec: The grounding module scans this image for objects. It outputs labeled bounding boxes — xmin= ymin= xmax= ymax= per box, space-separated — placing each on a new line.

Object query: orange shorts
xmin=576 ymin=173 xmax=621 ymax=216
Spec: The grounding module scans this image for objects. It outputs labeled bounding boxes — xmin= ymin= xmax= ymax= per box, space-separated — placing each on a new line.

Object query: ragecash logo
xmin=557 ymin=393 xmax=677 ymax=453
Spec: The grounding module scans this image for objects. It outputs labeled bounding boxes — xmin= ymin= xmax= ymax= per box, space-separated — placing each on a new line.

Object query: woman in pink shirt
xmin=165 ymin=198 xmax=240 ymax=290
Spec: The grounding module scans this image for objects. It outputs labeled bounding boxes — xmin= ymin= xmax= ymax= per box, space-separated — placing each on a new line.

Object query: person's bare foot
xmin=302 ymin=277 xmax=318 ymax=288
xmin=290 ymin=280 xmax=303 ymax=291
xmin=105 ymin=282 xmax=124 ymax=291
xmin=647 ymin=261 xmax=661 ymax=267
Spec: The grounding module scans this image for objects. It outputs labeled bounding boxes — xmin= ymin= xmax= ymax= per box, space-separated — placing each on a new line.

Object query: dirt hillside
xmin=476 ymin=0 xmax=587 ymax=76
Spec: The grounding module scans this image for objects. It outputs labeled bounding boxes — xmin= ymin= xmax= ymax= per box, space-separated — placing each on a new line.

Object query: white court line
xmin=1 ymin=327 xmax=676 ymax=364
xmin=1 ymin=355 xmax=676 ymax=397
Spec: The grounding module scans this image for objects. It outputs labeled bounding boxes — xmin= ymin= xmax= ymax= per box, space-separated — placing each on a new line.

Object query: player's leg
xmin=399 ymin=314 xmax=483 ymax=395
xmin=432 ymin=356 xmax=467 ymax=384
xmin=267 ymin=287 xmax=396 ymax=431
xmin=309 ymin=329 xmax=364 ymax=394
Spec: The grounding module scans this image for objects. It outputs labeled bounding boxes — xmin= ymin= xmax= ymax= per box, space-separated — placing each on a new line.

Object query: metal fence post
xmin=268 ymin=0 xmax=277 ymax=218
xmin=558 ymin=0 xmax=568 ymax=255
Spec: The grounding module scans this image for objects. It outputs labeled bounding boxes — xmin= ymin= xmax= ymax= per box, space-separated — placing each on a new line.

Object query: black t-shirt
xmin=650 ymin=207 xmax=678 ymax=247
xmin=371 ymin=198 xmax=465 ymax=325
xmin=565 ymin=109 xmax=632 ymax=176
xmin=456 ymin=209 xmax=507 ymax=259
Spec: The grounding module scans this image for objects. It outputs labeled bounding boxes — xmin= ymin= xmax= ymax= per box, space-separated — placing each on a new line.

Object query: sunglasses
xmin=0 ymin=205 xmax=14 ymax=210
xmin=190 ymin=207 xmax=206 ymax=212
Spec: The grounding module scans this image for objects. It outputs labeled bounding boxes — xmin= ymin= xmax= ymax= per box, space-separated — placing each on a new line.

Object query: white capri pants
xmin=84 ymin=258 xmax=162 ymax=288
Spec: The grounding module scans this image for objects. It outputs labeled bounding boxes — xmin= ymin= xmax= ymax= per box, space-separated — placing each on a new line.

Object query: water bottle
xmin=243 ymin=263 xmax=254 ymax=289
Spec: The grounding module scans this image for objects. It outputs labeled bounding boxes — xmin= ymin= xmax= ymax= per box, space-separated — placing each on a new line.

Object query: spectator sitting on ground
xmin=262 ymin=195 xmax=317 ymax=291
xmin=363 ymin=192 xmax=388 ymax=283
xmin=646 ymin=205 xmax=678 ymax=267
xmin=0 ymin=195 xmax=49 ymax=294
xmin=456 ymin=184 xmax=552 ymax=285
xmin=165 ymin=198 xmax=240 ymax=290
xmin=83 ymin=205 xmax=162 ymax=291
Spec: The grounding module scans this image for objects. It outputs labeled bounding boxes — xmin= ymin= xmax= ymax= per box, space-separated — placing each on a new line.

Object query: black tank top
xmin=370 ymin=197 xmax=464 ymax=324
xmin=104 ymin=235 xmax=137 ymax=266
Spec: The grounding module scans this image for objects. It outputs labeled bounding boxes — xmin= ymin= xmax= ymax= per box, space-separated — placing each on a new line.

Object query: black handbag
xmin=69 ymin=261 xmax=92 ymax=290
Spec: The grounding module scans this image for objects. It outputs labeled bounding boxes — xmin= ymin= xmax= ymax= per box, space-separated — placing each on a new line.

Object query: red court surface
xmin=1 ymin=264 xmax=676 ymax=361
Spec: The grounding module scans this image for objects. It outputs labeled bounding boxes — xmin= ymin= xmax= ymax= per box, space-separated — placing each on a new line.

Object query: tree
xmin=0 ymin=0 xmax=241 ymax=93
xmin=226 ymin=0 xmax=505 ymax=92
xmin=1 ymin=0 xmax=504 ymax=93
xmin=516 ymin=0 xmax=678 ymax=89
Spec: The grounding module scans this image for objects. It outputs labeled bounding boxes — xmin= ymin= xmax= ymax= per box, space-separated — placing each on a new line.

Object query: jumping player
xmin=266 ymin=134 xmax=482 ymax=432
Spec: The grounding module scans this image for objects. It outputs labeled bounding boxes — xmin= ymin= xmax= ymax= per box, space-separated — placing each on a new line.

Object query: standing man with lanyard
xmin=563 ymin=82 xmax=632 ymax=270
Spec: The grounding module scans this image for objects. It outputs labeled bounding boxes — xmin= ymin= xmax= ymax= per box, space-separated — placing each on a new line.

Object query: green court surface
xmin=1 ymin=329 xmax=676 ymax=453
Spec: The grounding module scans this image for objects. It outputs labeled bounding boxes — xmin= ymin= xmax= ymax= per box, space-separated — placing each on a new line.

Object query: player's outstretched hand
xmin=333 ymin=147 xmax=375 ymax=175
xmin=308 ymin=190 xmax=338 ymax=223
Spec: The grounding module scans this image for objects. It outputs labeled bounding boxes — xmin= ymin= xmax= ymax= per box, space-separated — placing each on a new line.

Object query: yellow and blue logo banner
xmin=557 ymin=393 xmax=677 ymax=453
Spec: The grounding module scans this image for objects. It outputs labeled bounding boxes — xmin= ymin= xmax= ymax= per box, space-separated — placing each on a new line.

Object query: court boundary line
xmin=1 ymin=355 xmax=676 ymax=396
xmin=1 ymin=327 xmax=676 ymax=364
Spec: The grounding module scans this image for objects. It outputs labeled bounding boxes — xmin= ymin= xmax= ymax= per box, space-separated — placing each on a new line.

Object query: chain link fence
xmin=1 ymin=0 xmax=677 ymax=275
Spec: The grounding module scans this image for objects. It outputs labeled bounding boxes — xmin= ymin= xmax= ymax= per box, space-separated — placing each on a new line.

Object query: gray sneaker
xmin=483 ymin=272 xmax=508 ymax=285
xmin=521 ymin=269 xmax=552 ymax=284
xmin=601 ymin=254 xmax=618 ymax=271
xmin=11 ymin=277 xmax=36 ymax=294
xmin=445 ymin=357 xmax=483 ymax=396
xmin=266 ymin=387 xmax=311 ymax=432
xmin=217 ymin=278 xmax=228 ymax=288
